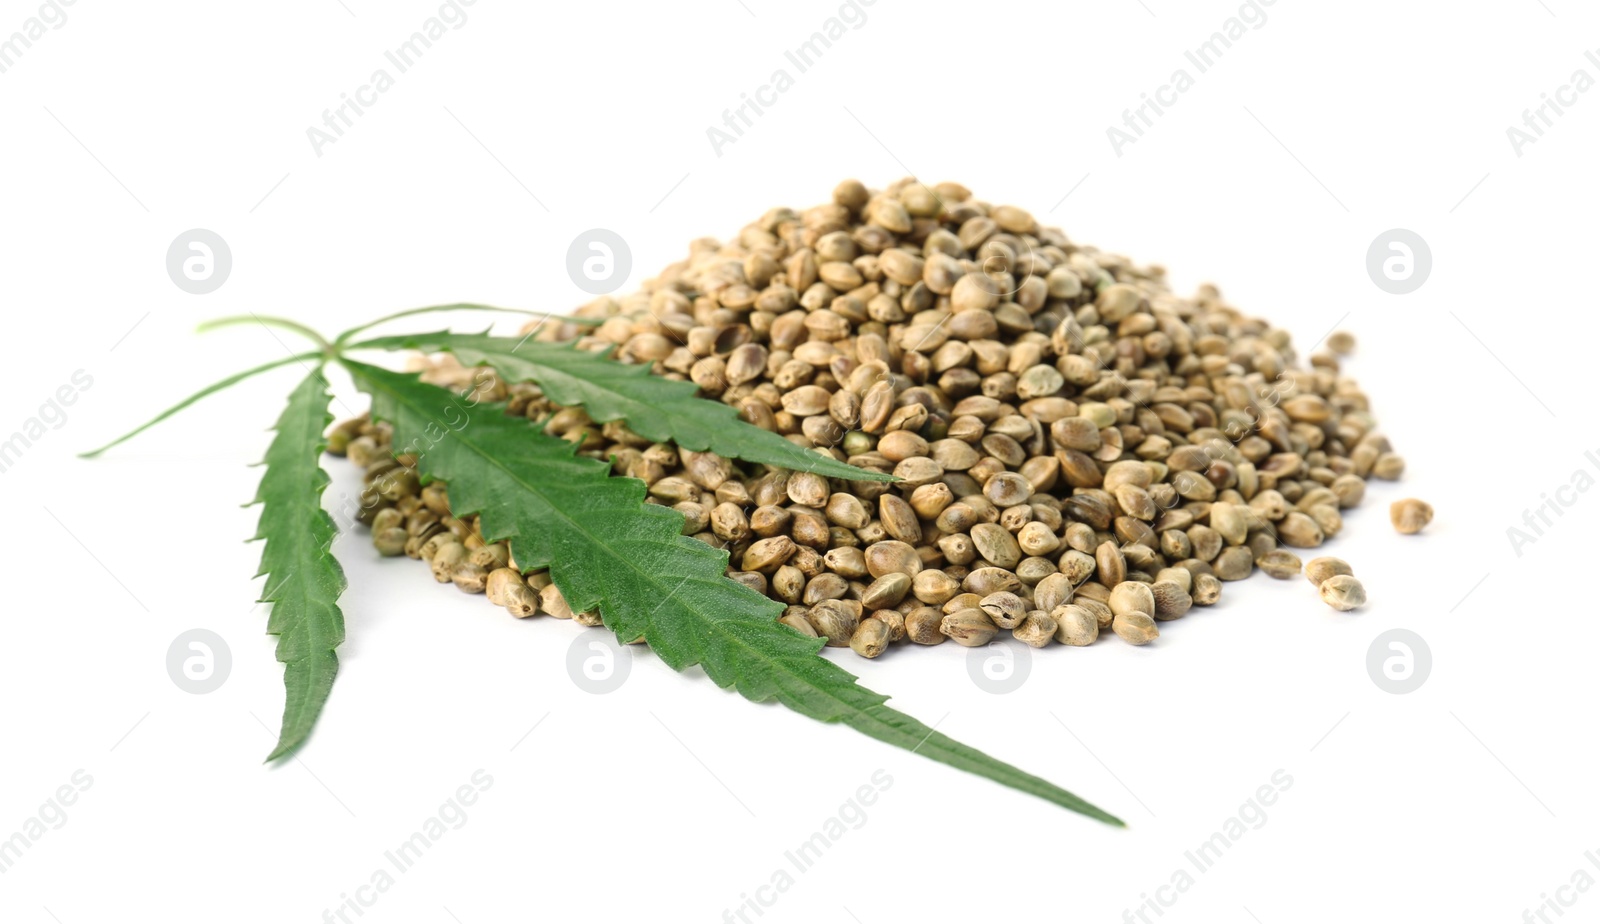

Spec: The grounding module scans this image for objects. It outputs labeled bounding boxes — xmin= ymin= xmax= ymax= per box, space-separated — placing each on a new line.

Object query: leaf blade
xmin=251 ymin=369 xmax=348 ymax=761
xmin=343 ymin=358 xmax=1119 ymax=824
xmin=346 ymin=331 xmax=894 ymax=482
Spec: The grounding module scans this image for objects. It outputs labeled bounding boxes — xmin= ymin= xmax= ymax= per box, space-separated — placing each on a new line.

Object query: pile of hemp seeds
xmin=329 ymin=178 xmax=1431 ymax=658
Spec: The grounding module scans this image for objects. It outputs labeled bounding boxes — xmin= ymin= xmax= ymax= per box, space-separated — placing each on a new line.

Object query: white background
xmin=2 ymin=1 xmax=1595 ymax=922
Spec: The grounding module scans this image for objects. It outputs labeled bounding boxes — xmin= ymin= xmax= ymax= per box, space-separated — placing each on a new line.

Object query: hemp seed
xmin=1052 ymin=605 xmax=1099 ymax=646
xmin=1111 ymin=612 xmax=1159 ymax=645
xmin=1390 ymin=498 xmax=1433 ymax=535
xmin=1304 ymin=556 xmax=1352 ymax=587
xmin=1318 ymin=574 xmax=1367 ymax=612
xmin=1013 ymin=611 xmax=1058 ymax=648
xmin=940 ymin=608 xmax=999 ymax=647
xmin=346 ymin=178 xmax=1420 ymax=663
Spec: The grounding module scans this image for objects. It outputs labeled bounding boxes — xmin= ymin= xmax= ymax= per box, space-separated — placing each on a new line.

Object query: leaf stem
xmin=332 ymin=303 xmax=601 ymax=347
xmin=79 ymin=352 xmax=325 ymax=458
xmin=198 ymin=315 xmax=333 ymax=354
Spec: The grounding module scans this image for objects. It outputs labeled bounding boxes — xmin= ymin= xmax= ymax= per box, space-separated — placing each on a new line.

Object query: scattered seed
xmin=1318 ymin=574 xmax=1367 ymax=611
xmin=1304 ymin=556 xmax=1352 ymax=587
xmin=1390 ymin=498 xmax=1433 ymax=535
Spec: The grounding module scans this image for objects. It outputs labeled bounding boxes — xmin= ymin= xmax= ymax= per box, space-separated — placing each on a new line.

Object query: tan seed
xmin=809 ymin=599 xmax=862 ymax=646
xmin=1305 ymin=556 xmax=1353 ymax=587
xmin=978 ymin=591 xmax=1027 ymax=629
xmin=1277 ymin=512 xmax=1325 ymax=549
xmin=865 ymin=540 xmax=923 ymax=578
xmin=742 ymin=536 xmax=796 ymax=572
xmin=1390 ymin=498 xmax=1433 ymax=535
xmin=1052 ymin=605 xmax=1099 ymax=646
xmin=485 ymin=567 xmax=523 ymax=606
xmin=503 ymin=583 xmax=539 ymax=618
xmin=1108 ymin=581 xmax=1156 ymax=617
xmin=1213 ymin=547 xmax=1255 ymax=581
xmin=1318 ymin=575 xmax=1367 ymax=611
xmin=861 ymin=572 xmax=912 ymax=609
xmin=1373 ymin=452 xmax=1406 ymax=480
xmin=1256 ymin=549 xmax=1303 ymax=580
xmin=912 ymin=568 xmax=961 ymax=604
xmin=1013 ymin=611 xmax=1057 ymax=648
xmin=1111 ymin=611 xmax=1159 ymax=645
xmin=905 ymin=606 xmax=946 ymax=645
xmin=849 ymin=617 xmax=892 ymax=658
xmin=1149 ymin=581 xmax=1192 ymax=620
xmin=951 ymin=273 xmax=1000 ymax=312
xmin=1095 ymin=541 xmax=1126 ymax=587
xmin=940 ymin=608 xmax=999 ymax=647
xmin=779 ymin=608 xmax=819 ymax=638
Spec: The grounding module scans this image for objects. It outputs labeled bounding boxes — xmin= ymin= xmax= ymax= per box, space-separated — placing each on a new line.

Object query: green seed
xmin=373 ymin=527 xmax=408 ymax=557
